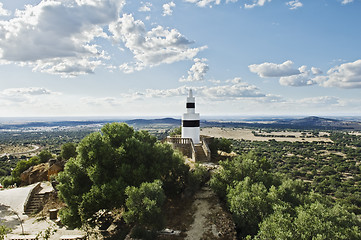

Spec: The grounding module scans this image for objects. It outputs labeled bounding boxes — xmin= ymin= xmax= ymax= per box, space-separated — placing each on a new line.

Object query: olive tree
xmin=57 ymin=123 xmax=188 ymax=228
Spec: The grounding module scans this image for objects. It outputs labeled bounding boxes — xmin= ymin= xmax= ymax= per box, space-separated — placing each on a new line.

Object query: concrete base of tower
xmin=182 ymin=127 xmax=200 ymax=144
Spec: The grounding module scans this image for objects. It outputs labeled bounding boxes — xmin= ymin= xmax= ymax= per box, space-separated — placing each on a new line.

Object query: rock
xmin=20 ymin=160 xmax=63 ymax=185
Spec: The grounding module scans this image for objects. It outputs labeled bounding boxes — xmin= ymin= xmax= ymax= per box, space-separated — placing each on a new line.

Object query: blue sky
xmin=0 ymin=0 xmax=360 ymax=117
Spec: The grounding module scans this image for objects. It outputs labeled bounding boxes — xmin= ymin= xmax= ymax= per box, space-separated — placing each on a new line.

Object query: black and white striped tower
xmin=182 ymin=89 xmax=200 ymax=144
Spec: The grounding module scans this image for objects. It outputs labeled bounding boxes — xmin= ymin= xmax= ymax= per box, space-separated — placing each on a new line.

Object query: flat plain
xmin=201 ymin=127 xmax=333 ymax=142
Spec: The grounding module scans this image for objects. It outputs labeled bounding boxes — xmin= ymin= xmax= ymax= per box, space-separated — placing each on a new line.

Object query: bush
xmin=209 ymin=137 xmax=232 ymax=154
xmin=123 ymin=180 xmax=166 ymax=234
xmin=187 ymin=164 xmax=209 ymax=193
xmin=60 ymin=142 xmax=77 ymax=160
xmin=38 ymin=150 xmax=53 ymax=163
xmin=1 ymin=176 xmax=20 ymax=188
xmin=12 ymin=156 xmax=40 ymax=179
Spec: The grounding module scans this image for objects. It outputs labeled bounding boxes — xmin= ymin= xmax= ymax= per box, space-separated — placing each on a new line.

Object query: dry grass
xmin=201 ymin=127 xmax=333 ymax=142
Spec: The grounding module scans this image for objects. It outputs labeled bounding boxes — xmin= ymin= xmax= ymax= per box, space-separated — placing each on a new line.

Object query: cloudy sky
xmin=0 ymin=0 xmax=360 ymax=117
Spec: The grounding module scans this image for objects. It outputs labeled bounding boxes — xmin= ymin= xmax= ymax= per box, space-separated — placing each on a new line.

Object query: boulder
xmin=20 ymin=160 xmax=63 ymax=185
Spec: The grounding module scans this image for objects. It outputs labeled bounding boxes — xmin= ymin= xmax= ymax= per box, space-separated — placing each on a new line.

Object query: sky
xmin=0 ymin=0 xmax=361 ymax=118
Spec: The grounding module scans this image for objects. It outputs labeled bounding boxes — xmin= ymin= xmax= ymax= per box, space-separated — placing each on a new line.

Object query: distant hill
xmin=202 ymin=116 xmax=361 ymax=130
xmin=274 ymin=116 xmax=361 ymax=130
xmin=125 ymin=118 xmax=180 ymax=126
xmin=0 ymin=116 xmax=360 ymax=131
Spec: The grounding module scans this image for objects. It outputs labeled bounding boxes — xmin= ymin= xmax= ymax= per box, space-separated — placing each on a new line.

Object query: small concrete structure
xmin=49 ymin=209 xmax=58 ymax=220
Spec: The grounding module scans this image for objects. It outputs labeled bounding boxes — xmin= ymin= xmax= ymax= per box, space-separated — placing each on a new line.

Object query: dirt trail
xmin=184 ymin=185 xmax=236 ymax=240
xmin=0 ymin=144 xmax=41 ymax=157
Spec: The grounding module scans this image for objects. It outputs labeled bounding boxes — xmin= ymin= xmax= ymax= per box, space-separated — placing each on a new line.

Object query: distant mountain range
xmin=202 ymin=116 xmax=361 ymax=130
xmin=0 ymin=116 xmax=360 ymax=131
xmin=125 ymin=118 xmax=181 ymax=126
xmin=273 ymin=116 xmax=361 ymax=130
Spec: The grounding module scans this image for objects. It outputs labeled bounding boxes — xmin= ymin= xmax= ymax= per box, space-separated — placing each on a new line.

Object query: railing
xmin=201 ymin=140 xmax=211 ymax=162
xmin=166 ymin=136 xmax=197 ymax=161
xmin=166 ymin=136 xmax=192 ymax=145
xmin=190 ymin=138 xmax=196 ymax=162
xmin=24 ymin=182 xmax=41 ymax=213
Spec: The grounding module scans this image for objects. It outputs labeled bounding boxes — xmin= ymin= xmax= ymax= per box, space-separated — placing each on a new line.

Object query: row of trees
xmin=210 ymin=152 xmax=361 ymax=239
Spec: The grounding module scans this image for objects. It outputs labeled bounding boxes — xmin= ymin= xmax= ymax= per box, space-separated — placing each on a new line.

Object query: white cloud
xmin=0 ymin=3 xmax=11 ymax=16
xmin=249 ymin=60 xmax=300 ymax=78
xmin=199 ymin=82 xmax=266 ymax=100
xmin=184 ymin=0 xmax=221 ymax=8
xmin=124 ymin=78 xmax=268 ymax=101
xmin=314 ymin=59 xmax=361 ymax=88
xmin=249 ymin=61 xmax=326 ymax=87
xmin=163 ymin=2 xmax=176 ymax=16
xmin=311 ymin=67 xmax=323 ymax=75
xmin=0 ymin=0 xmax=124 ymax=77
xmin=298 ymin=96 xmax=340 ymax=105
xmin=0 ymin=87 xmax=59 ymax=103
xmin=286 ymin=0 xmax=303 ymax=10
xmin=279 ymin=74 xmax=315 ymax=87
xmin=244 ymin=0 xmax=271 ymax=9
xmin=139 ymin=2 xmax=152 ymax=12
xmin=341 ymin=0 xmax=353 ymax=4
xmin=279 ymin=65 xmax=316 ymax=87
xmin=179 ymin=58 xmax=209 ymax=82
xmin=1 ymin=87 xmax=55 ymax=96
xmin=226 ymin=77 xmax=242 ymax=84
xmin=81 ymin=97 xmax=123 ymax=106
xmin=109 ymin=14 xmax=207 ymax=73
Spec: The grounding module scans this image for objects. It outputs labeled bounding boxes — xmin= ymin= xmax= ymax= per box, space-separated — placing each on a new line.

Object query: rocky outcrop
xmin=20 ymin=160 xmax=63 ymax=185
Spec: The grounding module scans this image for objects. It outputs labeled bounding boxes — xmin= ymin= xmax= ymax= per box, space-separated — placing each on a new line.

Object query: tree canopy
xmin=123 ymin=180 xmax=166 ymax=234
xmin=210 ymin=151 xmax=361 ymax=239
xmin=56 ymin=122 xmax=188 ymax=228
xmin=60 ymin=142 xmax=77 ymax=160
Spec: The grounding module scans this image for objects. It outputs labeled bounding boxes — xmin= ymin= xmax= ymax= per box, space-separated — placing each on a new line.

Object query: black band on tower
xmin=186 ymin=103 xmax=195 ymax=108
xmin=182 ymin=120 xmax=200 ymax=127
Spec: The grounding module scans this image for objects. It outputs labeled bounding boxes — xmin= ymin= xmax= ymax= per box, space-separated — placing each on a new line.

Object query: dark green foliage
xmin=227 ymin=177 xmax=273 ymax=236
xmin=124 ymin=180 xmax=166 ymax=233
xmin=210 ymin=152 xmax=279 ymax=200
xmin=1 ymin=175 xmax=20 ymax=187
xmin=255 ymin=202 xmax=361 ymax=240
xmin=60 ymin=142 xmax=77 ymax=160
xmin=231 ymin=133 xmax=361 ymax=214
xmin=38 ymin=150 xmax=53 ymax=163
xmin=209 ymin=137 xmax=232 ymax=153
xmin=0 ymin=223 xmax=10 ymax=240
xmin=211 ymin=150 xmax=361 ymax=239
xmin=187 ymin=164 xmax=209 ymax=193
xmin=57 ymin=123 xmax=188 ymax=228
xmin=12 ymin=156 xmax=40 ymax=179
xmin=169 ymin=126 xmax=181 ymax=137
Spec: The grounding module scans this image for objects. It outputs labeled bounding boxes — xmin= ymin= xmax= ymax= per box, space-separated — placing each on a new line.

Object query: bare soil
xmin=159 ymin=185 xmax=236 ymax=240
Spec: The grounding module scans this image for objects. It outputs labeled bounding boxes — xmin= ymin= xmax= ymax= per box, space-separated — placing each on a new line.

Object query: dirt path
xmin=0 ymin=144 xmax=41 ymax=157
xmin=184 ymin=185 xmax=236 ymax=240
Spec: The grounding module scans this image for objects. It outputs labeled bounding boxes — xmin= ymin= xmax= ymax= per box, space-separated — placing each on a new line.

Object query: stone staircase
xmin=24 ymin=192 xmax=45 ymax=215
xmin=195 ymin=144 xmax=208 ymax=162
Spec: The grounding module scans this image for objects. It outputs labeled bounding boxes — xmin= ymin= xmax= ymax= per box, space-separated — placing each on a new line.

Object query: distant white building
xmin=181 ymin=89 xmax=200 ymax=144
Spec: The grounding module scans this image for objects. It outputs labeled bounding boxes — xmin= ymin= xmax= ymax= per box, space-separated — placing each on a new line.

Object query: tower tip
xmin=188 ymin=89 xmax=193 ymax=98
